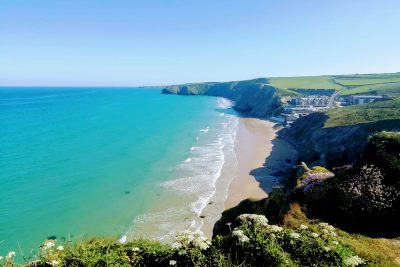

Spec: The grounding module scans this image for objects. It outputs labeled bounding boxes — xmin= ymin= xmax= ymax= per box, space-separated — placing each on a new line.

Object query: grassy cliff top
xmin=373 ymin=131 xmax=400 ymax=142
xmin=269 ymin=73 xmax=400 ymax=97
xmin=324 ymin=98 xmax=400 ymax=127
xmin=166 ymin=73 xmax=400 ymax=97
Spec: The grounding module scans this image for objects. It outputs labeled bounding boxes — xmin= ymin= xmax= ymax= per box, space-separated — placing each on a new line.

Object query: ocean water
xmin=0 ymin=87 xmax=238 ymax=258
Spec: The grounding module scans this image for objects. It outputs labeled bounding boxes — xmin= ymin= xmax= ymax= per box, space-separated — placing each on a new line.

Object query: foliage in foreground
xmin=283 ymin=203 xmax=400 ymax=267
xmin=2 ymin=213 xmax=370 ymax=267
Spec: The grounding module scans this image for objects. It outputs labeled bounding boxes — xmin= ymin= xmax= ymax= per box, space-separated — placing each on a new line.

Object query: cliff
xmin=162 ymin=78 xmax=286 ymax=117
xmin=279 ymin=99 xmax=400 ymax=167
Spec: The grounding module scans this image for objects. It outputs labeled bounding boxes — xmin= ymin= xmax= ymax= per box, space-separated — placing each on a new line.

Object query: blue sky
xmin=1 ymin=0 xmax=399 ymax=86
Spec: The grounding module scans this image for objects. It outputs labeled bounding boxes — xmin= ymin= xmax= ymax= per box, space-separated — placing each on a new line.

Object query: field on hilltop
xmin=267 ymin=73 xmax=400 ymax=97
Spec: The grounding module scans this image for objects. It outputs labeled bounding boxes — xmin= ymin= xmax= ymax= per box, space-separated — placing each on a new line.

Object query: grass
xmin=267 ymin=73 xmax=400 ymax=97
xmin=3 ymin=199 xmax=399 ymax=266
xmin=283 ymin=203 xmax=400 ymax=267
xmin=268 ymin=76 xmax=342 ymax=90
xmin=339 ymin=82 xmax=400 ymax=96
xmin=324 ymin=98 xmax=400 ymax=127
xmin=373 ymin=131 xmax=400 ymax=142
xmin=334 ymin=78 xmax=400 ymax=86
xmin=168 ymin=73 xmax=400 ymax=98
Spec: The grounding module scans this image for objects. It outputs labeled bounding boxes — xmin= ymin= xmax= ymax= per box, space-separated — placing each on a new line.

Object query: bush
xmin=335 ymin=165 xmax=399 ymax=218
xmin=359 ymin=131 xmax=400 ymax=185
xmin=213 ymin=214 xmax=362 ymax=267
xmin=299 ymin=164 xmax=400 ymax=236
xmin=296 ymin=165 xmax=334 ymax=190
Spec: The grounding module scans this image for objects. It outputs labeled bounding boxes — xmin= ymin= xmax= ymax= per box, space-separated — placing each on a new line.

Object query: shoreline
xmin=224 ymin=118 xmax=274 ymax=209
xmin=200 ymin=116 xmax=297 ymax=237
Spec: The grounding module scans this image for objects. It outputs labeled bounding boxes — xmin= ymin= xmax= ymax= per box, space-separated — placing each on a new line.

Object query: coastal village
xmin=272 ymin=90 xmax=389 ymax=127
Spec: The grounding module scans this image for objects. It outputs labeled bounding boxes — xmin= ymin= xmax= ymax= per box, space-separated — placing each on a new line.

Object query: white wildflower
xmin=322 ymin=229 xmax=329 ymax=235
xmin=232 ymin=229 xmax=250 ymax=243
xmin=238 ymin=214 xmax=269 ymax=227
xmin=299 ymin=224 xmax=308 ymax=230
xmin=118 ymin=235 xmax=127 ymax=244
xmin=0 ymin=256 xmax=3 ymax=261
xmin=344 ymin=255 xmax=365 ymax=266
xmin=56 ymin=246 xmax=64 ymax=251
xmin=318 ymin=222 xmax=335 ymax=231
xmin=6 ymin=251 xmax=16 ymax=260
xmin=43 ymin=240 xmax=56 ymax=250
xmin=324 ymin=246 xmax=331 ymax=252
xmin=178 ymin=250 xmax=187 ymax=255
xmin=169 ymin=259 xmax=177 ymax=266
xmin=290 ymin=232 xmax=300 ymax=239
xmin=174 ymin=230 xmax=210 ymax=250
xmin=332 ymin=241 xmax=339 ymax=245
xmin=326 ymin=225 xmax=335 ymax=231
xmin=311 ymin=233 xmax=319 ymax=238
xmin=172 ymin=242 xmax=182 ymax=249
xmin=330 ymin=231 xmax=337 ymax=237
xmin=49 ymin=260 xmax=59 ymax=266
xmin=132 ymin=247 xmax=140 ymax=252
xmin=269 ymin=225 xmax=283 ymax=232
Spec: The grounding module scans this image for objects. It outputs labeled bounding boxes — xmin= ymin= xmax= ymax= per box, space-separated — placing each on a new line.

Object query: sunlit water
xmin=0 ymin=87 xmax=238 ymax=259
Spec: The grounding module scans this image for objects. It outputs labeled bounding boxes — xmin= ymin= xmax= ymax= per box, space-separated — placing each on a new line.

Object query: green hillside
xmin=324 ymin=98 xmax=400 ymax=127
xmin=266 ymin=73 xmax=400 ymax=97
xmin=269 ymin=76 xmax=342 ymax=90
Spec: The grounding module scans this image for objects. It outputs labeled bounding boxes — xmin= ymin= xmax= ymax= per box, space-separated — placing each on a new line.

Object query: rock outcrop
xmin=279 ymin=112 xmax=400 ymax=168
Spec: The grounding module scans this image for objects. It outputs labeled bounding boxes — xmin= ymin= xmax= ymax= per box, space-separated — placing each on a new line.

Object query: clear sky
xmin=1 ymin=0 xmax=399 ymax=86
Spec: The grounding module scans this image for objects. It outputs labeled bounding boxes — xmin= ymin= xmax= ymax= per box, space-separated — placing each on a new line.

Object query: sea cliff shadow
xmin=249 ymin=128 xmax=299 ymax=195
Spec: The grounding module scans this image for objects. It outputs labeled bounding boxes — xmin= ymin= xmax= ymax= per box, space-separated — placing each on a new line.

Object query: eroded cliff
xmin=162 ymin=79 xmax=284 ymax=117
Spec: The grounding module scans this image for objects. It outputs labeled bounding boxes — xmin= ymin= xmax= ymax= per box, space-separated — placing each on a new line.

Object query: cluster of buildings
xmin=338 ymin=95 xmax=384 ymax=106
xmin=271 ymin=92 xmax=388 ymax=127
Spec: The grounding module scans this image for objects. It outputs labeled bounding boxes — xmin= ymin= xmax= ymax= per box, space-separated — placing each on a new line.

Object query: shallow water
xmin=0 ymin=88 xmax=238 ymax=258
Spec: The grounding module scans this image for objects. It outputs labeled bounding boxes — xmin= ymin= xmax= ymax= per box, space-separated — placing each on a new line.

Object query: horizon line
xmin=1 ymin=71 xmax=399 ymax=88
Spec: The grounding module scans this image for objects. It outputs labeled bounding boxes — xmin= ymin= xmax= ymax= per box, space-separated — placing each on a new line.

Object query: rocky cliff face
xmin=162 ymin=79 xmax=283 ymax=117
xmin=279 ymin=112 xmax=400 ymax=168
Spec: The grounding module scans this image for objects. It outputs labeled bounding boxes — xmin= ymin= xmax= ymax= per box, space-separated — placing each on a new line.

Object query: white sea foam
xmin=162 ymin=110 xmax=238 ymax=223
xmin=217 ymin=98 xmax=234 ymax=109
xmin=200 ymin=127 xmax=209 ymax=133
xmin=130 ymin=97 xmax=239 ymax=241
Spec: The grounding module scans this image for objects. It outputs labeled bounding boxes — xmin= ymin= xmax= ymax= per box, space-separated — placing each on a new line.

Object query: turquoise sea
xmin=0 ymin=88 xmax=238 ymax=259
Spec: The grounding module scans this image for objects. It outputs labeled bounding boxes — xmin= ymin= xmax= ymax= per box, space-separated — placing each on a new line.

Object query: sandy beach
xmin=200 ymin=116 xmax=297 ymax=237
xmin=225 ymin=117 xmax=297 ymax=209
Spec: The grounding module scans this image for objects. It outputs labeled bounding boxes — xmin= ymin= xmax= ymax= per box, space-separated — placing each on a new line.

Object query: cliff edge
xmin=162 ymin=78 xmax=285 ymax=117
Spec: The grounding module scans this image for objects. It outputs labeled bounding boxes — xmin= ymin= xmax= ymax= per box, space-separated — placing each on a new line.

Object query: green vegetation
xmin=334 ymin=77 xmax=400 ymax=86
xmin=283 ymin=203 xmax=400 ymax=267
xmin=324 ymin=98 xmax=400 ymax=127
xmin=267 ymin=73 xmax=400 ymax=97
xmin=295 ymin=138 xmax=400 ymax=235
xmin=165 ymin=73 xmax=400 ymax=99
xmin=269 ymin=76 xmax=342 ymax=90
xmin=2 ymin=214 xmax=371 ymax=267
xmin=339 ymin=82 xmax=400 ymax=96
xmin=359 ymin=131 xmax=400 ymax=184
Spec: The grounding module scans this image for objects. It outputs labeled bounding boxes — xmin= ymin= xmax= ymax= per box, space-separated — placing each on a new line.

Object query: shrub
xmin=359 ymin=131 xmax=400 ymax=185
xmin=299 ymin=163 xmax=400 ymax=235
xmin=213 ymin=214 xmax=362 ymax=267
xmin=296 ymin=165 xmax=334 ymax=190
xmin=334 ymin=165 xmax=399 ymax=218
